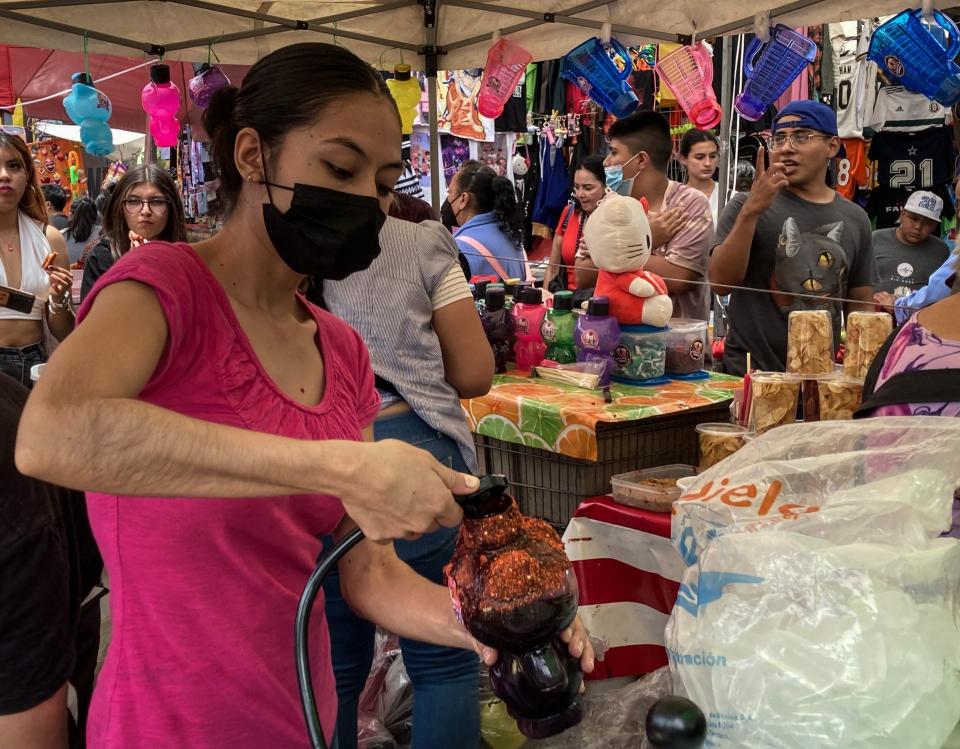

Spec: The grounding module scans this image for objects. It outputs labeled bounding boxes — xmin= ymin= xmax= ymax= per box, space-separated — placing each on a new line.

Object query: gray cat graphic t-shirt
xmin=715 ymin=191 xmax=878 ymax=376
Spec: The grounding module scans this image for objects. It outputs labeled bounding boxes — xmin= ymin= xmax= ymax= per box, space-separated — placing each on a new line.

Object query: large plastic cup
xmin=561 ymin=37 xmax=639 ymax=119
xmin=478 ymin=38 xmax=533 ymax=118
xmin=655 ymin=43 xmax=722 ymax=129
xmin=734 ymin=25 xmax=817 ymax=121
xmin=869 ymin=9 xmax=960 ymax=106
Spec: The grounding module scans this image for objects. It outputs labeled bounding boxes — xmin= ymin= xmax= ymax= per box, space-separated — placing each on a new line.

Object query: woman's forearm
xmin=340 ymin=539 xmax=474 ymax=652
xmin=16 ymin=394 xmax=357 ymax=498
xmin=45 ymin=304 xmax=74 ymax=342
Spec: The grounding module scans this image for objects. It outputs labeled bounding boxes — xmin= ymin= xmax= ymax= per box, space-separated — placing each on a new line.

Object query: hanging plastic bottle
xmin=655 ymin=43 xmax=722 ymax=129
xmin=734 ymin=26 xmax=817 ymax=121
xmin=868 ymin=9 xmax=960 ymax=106
xmin=142 ymin=64 xmax=182 ymax=148
xmin=477 ymin=36 xmax=532 ymax=118
xmin=187 ymin=64 xmax=231 ymax=108
xmin=385 ymin=64 xmax=421 ymax=135
xmin=561 ymin=36 xmax=639 ymax=119
xmin=62 ymin=72 xmax=114 ymax=157
xmin=67 ymin=151 xmax=81 ymax=199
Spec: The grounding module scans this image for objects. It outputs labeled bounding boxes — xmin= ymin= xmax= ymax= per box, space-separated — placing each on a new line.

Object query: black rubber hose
xmin=296 ymin=527 xmax=365 ymax=749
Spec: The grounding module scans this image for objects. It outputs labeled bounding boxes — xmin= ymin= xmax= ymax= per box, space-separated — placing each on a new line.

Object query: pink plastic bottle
xmin=654 ymin=43 xmax=722 ymax=129
xmin=512 ymin=287 xmax=547 ymax=371
xmin=141 ymin=64 xmax=182 ymax=148
xmin=478 ymin=38 xmax=533 ymax=118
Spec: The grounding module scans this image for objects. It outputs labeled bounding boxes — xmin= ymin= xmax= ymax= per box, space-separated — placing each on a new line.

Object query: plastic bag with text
xmin=666 ymin=417 xmax=960 ymax=749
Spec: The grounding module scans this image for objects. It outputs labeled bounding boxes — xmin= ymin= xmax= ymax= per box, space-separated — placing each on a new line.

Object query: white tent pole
xmin=717 ymin=35 xmax=734 ymax=213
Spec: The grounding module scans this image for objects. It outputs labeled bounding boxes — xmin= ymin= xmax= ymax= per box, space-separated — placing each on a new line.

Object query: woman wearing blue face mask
xmin=17 ymin=42 xmax=596 ymax=749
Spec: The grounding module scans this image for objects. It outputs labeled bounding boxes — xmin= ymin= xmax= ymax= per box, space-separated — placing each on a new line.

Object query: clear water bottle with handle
xmin=561 ymin=37 xmax=639 ymax=119
xmin=734 ymin=25 xmax=817 ymax=122
xmin=655 ymin=43 xmax=722 ymax=129
xmin=868 ymin=9 xmax=960 ymax=106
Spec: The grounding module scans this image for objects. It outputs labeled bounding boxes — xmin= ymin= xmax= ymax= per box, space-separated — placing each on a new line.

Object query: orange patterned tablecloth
xmin=462 ymin=371 xmax=741 ymax=461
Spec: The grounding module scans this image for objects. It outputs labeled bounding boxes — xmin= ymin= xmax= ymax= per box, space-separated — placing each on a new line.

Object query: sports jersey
xmin=867 ymin=86 xmax=948 ymax=133
xmin=867 ymin=127 xmax=956 ymax=190
xmin=834 ymin=52 xmax=861 ymax=138
xmin=834 ymin=138 xmax=868 ymax=200
xmin=866 ymin=184 xmax=957 ymax=229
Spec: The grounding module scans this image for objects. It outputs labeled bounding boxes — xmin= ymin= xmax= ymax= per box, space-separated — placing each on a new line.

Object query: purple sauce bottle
xmin=481 ymin=286 xmax=514 ymax=374
xmin=575 ymin=296 xmax=621 ymax=387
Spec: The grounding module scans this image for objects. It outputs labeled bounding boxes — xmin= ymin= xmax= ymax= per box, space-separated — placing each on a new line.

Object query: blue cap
xmin=773 ymin=100 xmax=846 ymax=158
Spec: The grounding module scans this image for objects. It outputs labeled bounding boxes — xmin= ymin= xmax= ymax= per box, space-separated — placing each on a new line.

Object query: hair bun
xmin=202 ymin=86 xmax=240 ymax=139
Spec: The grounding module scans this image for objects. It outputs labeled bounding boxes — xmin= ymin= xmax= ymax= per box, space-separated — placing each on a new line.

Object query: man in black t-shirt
xmin=711 ymin=101 xmax=878 ymax=376
xmin=0 ymin=374 xmax=102 ymax=747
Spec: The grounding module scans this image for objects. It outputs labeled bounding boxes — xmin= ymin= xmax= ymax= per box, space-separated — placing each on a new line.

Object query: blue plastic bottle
xmin=561 ymin=37 xmax=639 ymax=119
xmin=62 ymin=73 xmax=114 ymax=156
xmin=868 ymin=9 xmax=960 ymax=106
xmin=734 ymin=26 xmax=817 ymax=121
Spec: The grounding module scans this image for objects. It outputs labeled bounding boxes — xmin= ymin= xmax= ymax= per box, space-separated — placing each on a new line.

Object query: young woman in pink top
xmin=16 ymin=43 xmax=594 ymax=748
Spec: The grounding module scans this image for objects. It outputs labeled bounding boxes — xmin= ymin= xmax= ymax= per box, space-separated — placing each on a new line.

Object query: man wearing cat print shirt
xmin=711 ymin=101 xmax=878 ymax=376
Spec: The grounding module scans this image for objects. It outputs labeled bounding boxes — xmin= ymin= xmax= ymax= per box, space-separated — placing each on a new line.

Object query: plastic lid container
xmin=665 ymin=318 xmax=709 ymax=375
xmin=553 ymin=290 xmax=573 ymax=311
xmin=786 ymin=309 xmax=835 ymax=375
xmin=610 ymin=464 xmax=696 ymax=512
xmin=696 ymin=423 xmax=747 ymax=470
xmin=614 ymin=325 xmax=668 ymax=381
xmin=748 ymin=372 xmax=802 ymax=434
xmin=586 ymin=296 xmax=610 ymax=316
xmin=519 ymin=287 xmax=542 ymax=305
xmin=485 ymin=287 xmax=506 ymax=311
xmin=818 ymin=375 xmax=865 ymax=421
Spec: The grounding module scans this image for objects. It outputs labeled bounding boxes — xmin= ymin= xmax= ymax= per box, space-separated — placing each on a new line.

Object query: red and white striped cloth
xmin=562 ymin=496 xmax=684 ymax=680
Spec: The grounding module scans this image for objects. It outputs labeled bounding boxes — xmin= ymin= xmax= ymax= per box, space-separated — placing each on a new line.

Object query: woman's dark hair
xmin=574 ymin=154 xmax=606 ymax=186
xmin=95 ymin=181 xmax=116 ymax=216
xmin=679 ymin=129 xmax=720 ymax=158
xmin=65 ymin=196 xmax=98 ymax=243
xmin=102 ymin=165 xmax=187 ymax=260
xmin=455 ymin=160 xmax=524 ymax=249
xmin=0 ymin=133 xmax=47 ymax=224
xmin=203 ymin=42 xmax=399 ymax=213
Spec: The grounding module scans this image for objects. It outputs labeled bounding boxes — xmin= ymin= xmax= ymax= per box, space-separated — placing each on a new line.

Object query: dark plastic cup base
xmin=514 ymin=696 xmax=585 ymax=739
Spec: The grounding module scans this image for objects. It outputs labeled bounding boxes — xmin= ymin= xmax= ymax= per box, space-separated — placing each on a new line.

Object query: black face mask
xmin=261 ymin=180 xmax=385 ymax=280
xmin=440 ymin=198 xmax=458 ymax=230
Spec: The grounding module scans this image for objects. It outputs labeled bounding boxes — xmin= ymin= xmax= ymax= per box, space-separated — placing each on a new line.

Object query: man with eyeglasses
xmin=710 ymin=101 xmax=878 ymax=376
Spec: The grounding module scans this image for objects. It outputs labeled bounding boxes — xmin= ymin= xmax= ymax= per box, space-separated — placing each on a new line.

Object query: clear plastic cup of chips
xmin=696 ymin=422 xmax=748 ymax=471
xmin=818 ymin=375 xmax=865 ymax=421
xmin=844 ymin=312 xmax=893 ymax=379
xmin=800 ymin=372 xmax=838 ymax=423
xmin=613 ymin=325 xmax=667 ymax=381
xmin=748 ymin=372 xmax=802 ymax=434
xmin=786 ymin=309 xmax=835 ymax=375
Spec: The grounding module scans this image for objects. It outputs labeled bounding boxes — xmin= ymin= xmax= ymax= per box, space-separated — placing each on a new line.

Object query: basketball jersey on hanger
xmin=834 ymin=52 xmax=861 ymax=138
xmin=834 ymin=138 xmax=868 ymax=200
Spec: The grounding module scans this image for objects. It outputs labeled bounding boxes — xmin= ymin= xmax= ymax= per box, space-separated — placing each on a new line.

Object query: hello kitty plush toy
xmin=582 ymin=192 xmax=673 ymax=327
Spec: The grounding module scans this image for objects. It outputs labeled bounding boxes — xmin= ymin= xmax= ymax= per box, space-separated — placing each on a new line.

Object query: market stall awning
xmin=0 ymin=0 xmax=914 ymax=69
xmin=0 ymin=45 xmax=248 ymax=132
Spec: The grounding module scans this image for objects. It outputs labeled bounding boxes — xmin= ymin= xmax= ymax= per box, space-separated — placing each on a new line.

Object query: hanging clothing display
xmin=531 ymin=138 xmax=570 ymax=235
xmin=437 ymin=69 xmax=495 ymax=142
xmin=867 ymin=87 xmax=949 ymax=133
xmin=867 ymin=185 xmax=957 ymax=229
xmin=868 ymin=127 xmax=956 ymax=190
xmin=495 ymin=80 xmax=528 ymax=133
xmin=835 ymin=138 xmax=869 ymax=200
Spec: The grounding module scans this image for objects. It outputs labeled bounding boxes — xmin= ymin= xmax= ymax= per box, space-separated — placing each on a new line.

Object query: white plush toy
xmin=582 ymin=192 xmax=673 ymax=327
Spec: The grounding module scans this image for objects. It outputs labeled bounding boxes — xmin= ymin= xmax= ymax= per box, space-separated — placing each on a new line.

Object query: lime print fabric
xmin=462 ymin=372 xmax=741 ymax=461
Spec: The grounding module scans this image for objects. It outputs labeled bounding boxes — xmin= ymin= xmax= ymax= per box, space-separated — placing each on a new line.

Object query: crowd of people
xmin=0 ymin=38 xmax=957 ymax=749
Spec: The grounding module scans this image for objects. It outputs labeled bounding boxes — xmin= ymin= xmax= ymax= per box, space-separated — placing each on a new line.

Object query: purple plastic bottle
xmin=575 ymin=296 xmax=621 ymax=387
xmin=481 ymin=287 xmax=513 ymax=374
xmin=512 ymin=287 xmax=547 ymax=371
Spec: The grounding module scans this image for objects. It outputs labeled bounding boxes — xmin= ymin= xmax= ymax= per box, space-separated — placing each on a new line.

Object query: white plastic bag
xmin=665 ymin=417 xmax=960 ymax=749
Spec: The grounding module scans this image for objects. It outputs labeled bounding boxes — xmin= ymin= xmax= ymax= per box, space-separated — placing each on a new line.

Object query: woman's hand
xmin=471 ymin=615 xmax=596 ymax=675
xmin=336 ymin=439 xmax=478 ymax=542
xmin=46 ymin=266 xmax=73 ymax=305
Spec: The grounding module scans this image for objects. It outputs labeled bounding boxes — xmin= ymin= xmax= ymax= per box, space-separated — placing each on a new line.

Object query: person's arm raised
xmin=709 ymin=147 xmax=787 ymax=294
xmin=16 ymin=280 xmax=476 ymax=541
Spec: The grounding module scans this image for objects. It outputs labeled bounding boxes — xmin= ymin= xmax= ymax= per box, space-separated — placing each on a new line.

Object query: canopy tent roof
xmin=0 ymin=45 xmax=248 ymax=132
xmin=0 ymin=0 xmax=913 ymax=70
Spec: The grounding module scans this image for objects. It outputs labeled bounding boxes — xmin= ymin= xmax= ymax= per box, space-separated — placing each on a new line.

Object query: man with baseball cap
xmin=872 ymin=190 xmax=951 ymax=307
xmin=710 ymin=100 xmax=878 ymax=375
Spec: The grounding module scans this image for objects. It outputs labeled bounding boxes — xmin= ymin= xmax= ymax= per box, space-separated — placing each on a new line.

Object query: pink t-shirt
xmin=77 ymin=242 xmax=380 ymax=748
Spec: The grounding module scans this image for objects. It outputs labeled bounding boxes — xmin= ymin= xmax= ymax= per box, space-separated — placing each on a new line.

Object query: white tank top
xmin=0 ymin=212 xmax=51 ymax=321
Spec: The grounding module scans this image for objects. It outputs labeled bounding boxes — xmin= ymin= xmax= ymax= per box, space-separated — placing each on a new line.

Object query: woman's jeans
xmin=322 ymin=410 xmax=480 ymax=749
xmin=0 ymin=342 xmax=44 ymax=388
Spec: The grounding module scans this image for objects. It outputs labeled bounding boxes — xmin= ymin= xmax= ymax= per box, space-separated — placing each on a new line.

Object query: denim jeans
xmin=323 ymin=410 xmax=480 ymax=749
xmin=0 ymin=342 xmax=44 ymax=388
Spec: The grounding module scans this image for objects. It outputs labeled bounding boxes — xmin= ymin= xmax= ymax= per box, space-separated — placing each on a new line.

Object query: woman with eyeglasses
xmin=81 ymin=165 xmax=187 ymax=301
